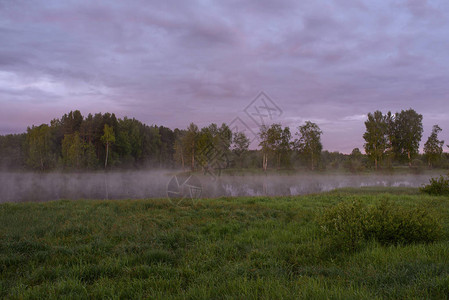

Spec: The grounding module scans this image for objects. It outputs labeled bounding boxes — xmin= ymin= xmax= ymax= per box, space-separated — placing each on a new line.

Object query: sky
xmin=1 ymin=0 xmax=449 ymax=153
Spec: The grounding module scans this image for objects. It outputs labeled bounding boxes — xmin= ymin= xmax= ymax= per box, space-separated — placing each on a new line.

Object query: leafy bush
xmin=420 ymin=175 xmax=449 ymax=195
xmin=319 ymin=200 xmax=442 ymax=252
xmin=363 ymin=200 xmax=442 ymax=245
xmin=319 ymin=200 xmax=367 ymax=252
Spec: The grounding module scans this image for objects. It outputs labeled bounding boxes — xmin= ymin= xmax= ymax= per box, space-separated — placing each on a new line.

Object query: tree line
xmin=0 ymin=109 xmax=447 ymax=172
xmin=363 ymin=108 xmax=445 ymax=169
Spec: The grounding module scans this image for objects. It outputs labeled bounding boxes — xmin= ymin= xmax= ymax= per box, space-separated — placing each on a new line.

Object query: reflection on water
xmin=0 ymin=171 xmax=438 ymax=202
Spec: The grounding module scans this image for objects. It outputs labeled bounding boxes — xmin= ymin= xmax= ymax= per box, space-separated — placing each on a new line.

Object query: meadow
xmin=1 ymin=187 xmax=448 ymax=299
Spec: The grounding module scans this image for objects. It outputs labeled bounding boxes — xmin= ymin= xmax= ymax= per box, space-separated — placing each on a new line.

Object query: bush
xmin=363 ymin=200 xmax=442 ymax=245
xmin=319 ymin=200 xmax=442 ymax=253
xmin=420 ymin=175 xmax=449 ymax=195
xmin=319 ymin=200 xmax=367 ymax=252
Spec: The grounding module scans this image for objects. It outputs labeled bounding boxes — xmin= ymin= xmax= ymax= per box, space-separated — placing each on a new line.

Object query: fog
xmin=0 ymin=170 xmax=440 ymax=203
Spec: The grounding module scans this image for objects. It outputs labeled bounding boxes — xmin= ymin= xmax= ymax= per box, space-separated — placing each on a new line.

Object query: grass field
xmin=1 ymin=188 xmax=448 ymax=299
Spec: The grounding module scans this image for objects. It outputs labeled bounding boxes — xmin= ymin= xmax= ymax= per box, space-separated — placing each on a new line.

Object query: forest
xmin=0 ymin=108 xmax=447 ymax=172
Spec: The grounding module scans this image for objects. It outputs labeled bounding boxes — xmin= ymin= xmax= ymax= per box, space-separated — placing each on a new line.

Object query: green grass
xmin=1 ymin=189 xmax=448 ymax=299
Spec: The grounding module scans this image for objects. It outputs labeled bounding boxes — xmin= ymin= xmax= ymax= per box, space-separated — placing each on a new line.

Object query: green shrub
xmin=420 ymin=175 xmax=449 ymax=195
xmin=318 ymin=200 xmax=367 ymax=253
xmin=319 ymin=200 xmax=442 ymax=253
xmin=364 ymin=200 xmax=442 ymax=245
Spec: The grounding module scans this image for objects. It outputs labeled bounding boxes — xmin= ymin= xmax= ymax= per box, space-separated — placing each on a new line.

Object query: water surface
xmin=0 ymin=171 xmax=438 ymax=203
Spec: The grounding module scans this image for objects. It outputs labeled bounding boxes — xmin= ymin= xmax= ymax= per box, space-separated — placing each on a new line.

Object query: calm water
xmin=0 ymin=170 xmax=439 ymax=203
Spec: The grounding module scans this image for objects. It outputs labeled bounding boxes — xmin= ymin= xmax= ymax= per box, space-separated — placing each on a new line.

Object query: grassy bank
xmin=1 ymin=188 xmax=448 ymax=299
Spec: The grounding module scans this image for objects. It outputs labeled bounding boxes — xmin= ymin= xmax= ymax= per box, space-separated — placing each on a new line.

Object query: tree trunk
xmin=191 ymin=145 xmax=195 ymax=171
xmin=104 ymin=142 xmax=109 ymax=168
xmin=311 ymin=153 xmax=314 ymax=171
xmin=262 ymin=153 xmax=268 ymax=171
xmin=180 ymin=146 xmax=185 ymax=171
xmin=375 ymin=158 xmax=378 ymax=170
xmin=408 ymin=151 xmax=411 ymax=167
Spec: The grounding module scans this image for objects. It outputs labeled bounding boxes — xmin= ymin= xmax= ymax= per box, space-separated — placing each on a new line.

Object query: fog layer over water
xmin=0 ymin=171 xmax=438 ymax=203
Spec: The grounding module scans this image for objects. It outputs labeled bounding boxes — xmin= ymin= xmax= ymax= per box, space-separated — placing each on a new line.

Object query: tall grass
xmin=0 ymin=189 xmax=448 ymax=299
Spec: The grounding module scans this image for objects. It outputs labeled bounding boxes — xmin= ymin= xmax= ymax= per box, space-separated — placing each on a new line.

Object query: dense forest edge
xmin=0 ymin=108 xmax=448 ymax=172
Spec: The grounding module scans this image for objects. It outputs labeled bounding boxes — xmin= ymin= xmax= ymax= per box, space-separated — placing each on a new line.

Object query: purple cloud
xmin=1 ymin=0 xmax=449 ymax=153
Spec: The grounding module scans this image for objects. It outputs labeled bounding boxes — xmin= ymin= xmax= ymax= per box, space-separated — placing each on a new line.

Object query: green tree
xmin=61 ymin=110 xmax=83 ymax=135
xmin=345 ymin=148 xmax=365 ymax=173
xmin=84 ymin=142 xmax=99 ymax=169
xmin=0 ymin=133 xmax=26 ymax=169
xmin=197 ymin=123 xmax=233 ymax=171
xmin=232 ymin=131 xmax=250 ymax=168
xmin=295 ymin=121 xmax=323 ymax=170
xmin=232 ymin=131 xmax=250 ymax=156
xmin=183 ymin=123 xmax=199 ymax=171
xmin=101 ymin=124 xmax=115 ymax=168
xmin=25 ymin=124 xmax=56 ymax=170
xmin=197 ymin=125 xmax=216 ymax=170
xmin=158 ymin=126 xmax=175 ymax=168
xmin=258 ymin=125 xmax=270 ymax=171
xmin=424 ymin=125 xmax=444 ymax=168
xmin=61 ymin=131 xmax=98 ymax=169
xmin=363 ymin=111 xmax=389 ymax=170
xmin=174 ymin=129 xmax=186 ymax=170
xmin=391 ymin=109 xmax=423 ymax=167
xmin=80 ymin=113 xmax=95 ymax=144
xmin=258 ymin=124 xmax=291 ymax=170
xmin=61 ymin=132 xmax=84 ymax=168
xmin=279 ymin=126 xmax=292 ymax=169
xmin=384 ymin=111 xmax=395 ymax=168
xmin=217 ymin=123 xmax=233 ymax=154
xmin=141 ymin=125 xmax=161 ymax=165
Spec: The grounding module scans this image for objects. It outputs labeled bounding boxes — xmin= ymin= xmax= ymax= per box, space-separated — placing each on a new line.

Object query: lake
xmin=0 ymin=170 xmax=440 ymax=203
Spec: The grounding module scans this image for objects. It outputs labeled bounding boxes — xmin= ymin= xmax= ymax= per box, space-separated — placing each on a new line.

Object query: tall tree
xmin=258 ymin=125 xmax=270 ymax=171
xmin=0 ymin=133 xmax=26 ymax=169
xmin=141 ymin=125 xmax=161 ymax=165
xmin=183 ymin=123 xmax=199 ymax=171
xmin=232 ymin=131 xmax=250 ymax=168
xmin=391 ymin=109 xmax=423 ymax=167
xmin=200 ymin=123 xmax=233 ymax=170
xmin=158 ymin=126 xmax=175 ymax=167
xmin=61 ymin=131 xmax=98 ymax=169
xmin=101 ymin=124 xmax=115 ymax=168
xmin=61 ymin=132 xmax=84 ymax=168
xmin=258 ymin=124 xmax=291 ymax=170
xmin=424 ymin=125 xmax=444 ymax=168
xmin=384 ymin=111 xmax=395 ymax=167
xmin=345 ymin=148 xmax=365 ymax=173
xmin=174 ymin=129 xmax=186 ymax=170
xmin=61 ymin=110 xmax=83 ymax=135
xmin=279 ymin=126 xmax=292 ymax=169
xmin=80 ymin=113 xmax=95 ymax=144
xmin=25 ymin=124 xmax=56 ymax=170
xmin=363 ymin=110 xmax=389 ymax=170
xmin=232 ymin=131 xmax=250 ymax=156
xmin=295 ymin=121 xmax=322 ymax=170
xmin=217 ymin=123 xmax=233 ymax=151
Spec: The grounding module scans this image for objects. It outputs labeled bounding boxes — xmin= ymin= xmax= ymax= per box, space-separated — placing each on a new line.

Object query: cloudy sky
xmin=1 ymin=0 xmax=449 ymax=153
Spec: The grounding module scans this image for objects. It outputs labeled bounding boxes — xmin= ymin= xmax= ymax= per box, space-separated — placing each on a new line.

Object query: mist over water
xmin=0 ymin=170 xmax=440 ymax=203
